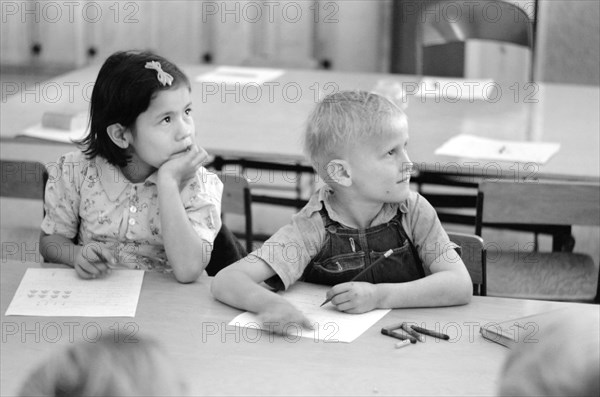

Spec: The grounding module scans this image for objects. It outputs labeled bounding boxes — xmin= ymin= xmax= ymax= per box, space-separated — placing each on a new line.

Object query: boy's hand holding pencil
xmin=320 ymin=249 xmax=393 ymax=313
xmin=322 ymin=282 xmax=380 ymax=314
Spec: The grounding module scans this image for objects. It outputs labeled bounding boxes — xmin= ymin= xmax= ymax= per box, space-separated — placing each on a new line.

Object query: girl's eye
xmin=387 ymin=149 xmax=396 ymax=156
xmin=185 ymin=108 xmax=192 ymax=115
xmin=162 ymin=116 xmax=171 ymax=124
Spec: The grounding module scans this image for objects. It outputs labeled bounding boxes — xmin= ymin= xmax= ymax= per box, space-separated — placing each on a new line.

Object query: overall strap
xmin=318 ymin=203 xmax=338 ymax=230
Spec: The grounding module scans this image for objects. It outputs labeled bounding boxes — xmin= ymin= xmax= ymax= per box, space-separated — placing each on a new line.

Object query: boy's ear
xmin=106 ymin=123 xmax=132 ymax=149
xmin=326 ymin=159 xmax=352 ymax=187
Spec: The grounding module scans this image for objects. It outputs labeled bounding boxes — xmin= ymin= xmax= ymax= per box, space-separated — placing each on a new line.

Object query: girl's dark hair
xmin=77 ymin=50 xmax=190 ymax=167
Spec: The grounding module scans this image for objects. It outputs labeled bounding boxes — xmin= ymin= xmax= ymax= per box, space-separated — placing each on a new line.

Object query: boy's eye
xmin=162 ymin=116 xmax=171 ymax=124
xmin=387 ymin=149 xmax=396 ymax=156
xmin=185 ymin=108 xmax=192 ymax=115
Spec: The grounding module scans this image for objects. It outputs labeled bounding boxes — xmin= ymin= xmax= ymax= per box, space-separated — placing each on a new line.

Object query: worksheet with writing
xmin=5 ymin=268 xmax=144 ymax=317
xmin=435 ymin=134 xmax=560 ymax=164
xmin=195 ymin=66 xmax=284 ymax=85
xmin=229 ymin=282 xmax=390 ymax=343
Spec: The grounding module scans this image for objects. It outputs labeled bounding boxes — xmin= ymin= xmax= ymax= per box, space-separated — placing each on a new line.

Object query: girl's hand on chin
xmin=158 ymin=144 xmax=208 ymax=187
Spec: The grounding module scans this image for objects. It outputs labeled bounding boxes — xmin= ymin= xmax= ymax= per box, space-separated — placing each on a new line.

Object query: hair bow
xmin=145 ymin=61 xmax=174 ymax=86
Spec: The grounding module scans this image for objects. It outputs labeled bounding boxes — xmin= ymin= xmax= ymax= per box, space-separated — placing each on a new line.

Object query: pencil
xmin=320 ymin=249 xmax=394 ymax=307
xmin=410 ymin=325 xmax=450 ymax=340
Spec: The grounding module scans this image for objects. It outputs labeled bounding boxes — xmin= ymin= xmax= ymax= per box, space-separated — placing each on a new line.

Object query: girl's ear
xmin=326 ymin=159 xmax=352 ymax=187
xmin=106 ymin=123 xmax=132 ymax=149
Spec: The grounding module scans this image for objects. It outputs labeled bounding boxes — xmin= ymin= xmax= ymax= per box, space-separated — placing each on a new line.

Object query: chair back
xmin=448 ymin=231 xmax=486 ymax=296
xmin=1 ymin=161 xmax=49 ymax=260
xmin=215 ymin=171 xmax=253 ymax=252
xmin=475 ymin=180 xmax=600 ymax=302
xmin=1 ymin=160 xmax=48 ymax=200
xmin=476 ymin=180 xmax=600 ymax=233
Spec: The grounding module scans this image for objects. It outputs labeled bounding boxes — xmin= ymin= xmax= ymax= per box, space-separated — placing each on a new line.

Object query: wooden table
xmin=1 ymin=65 xmax=599 ymax=182
xmin=2 ymin=261 xmax=597 ymax=396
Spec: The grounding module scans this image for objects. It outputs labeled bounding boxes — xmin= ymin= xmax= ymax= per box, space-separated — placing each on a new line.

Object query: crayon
xmin=395 ymin=339 xmax=411 ymax=349
xmin=411 ymin=325 xmax=450 ymax=340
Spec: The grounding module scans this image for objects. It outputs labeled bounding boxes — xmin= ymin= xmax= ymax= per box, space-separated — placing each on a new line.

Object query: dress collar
xmin=96 ymin=156 xmax=158 ymax=201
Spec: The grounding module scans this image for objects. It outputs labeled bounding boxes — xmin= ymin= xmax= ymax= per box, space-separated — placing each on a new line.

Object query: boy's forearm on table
xmin=212 ymin=269 xmax=281 ymax=313
xmin=376 ymin=271 xmax=472 ymax=308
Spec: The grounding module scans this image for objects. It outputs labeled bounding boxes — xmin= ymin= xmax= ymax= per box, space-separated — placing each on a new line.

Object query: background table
xmin=1 ymin=65 xmax=598 ymax=182
xmin=1 ymin=261 xmax=597 ymax=396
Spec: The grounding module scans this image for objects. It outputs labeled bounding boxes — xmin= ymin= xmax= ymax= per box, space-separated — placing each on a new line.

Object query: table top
xmin=2 ymin=261 xmax=597 ymax=396
xmin=1 ymin=65 xmax=599 ymax=182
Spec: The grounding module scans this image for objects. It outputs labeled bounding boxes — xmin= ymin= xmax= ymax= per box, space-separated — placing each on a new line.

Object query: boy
xmin=212 ymin=91 xmax=472 ymax=333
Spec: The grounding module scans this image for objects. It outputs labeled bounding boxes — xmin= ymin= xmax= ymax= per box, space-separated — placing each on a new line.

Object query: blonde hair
xmin=303 ymin=90 xmax=407 ymax=177
xmin=19 ymin=333 xmax=187 ymax=397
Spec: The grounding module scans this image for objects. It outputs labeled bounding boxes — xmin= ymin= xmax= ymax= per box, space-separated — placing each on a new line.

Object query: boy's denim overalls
xmin=301 ymin=206 xmax=425 ymax=285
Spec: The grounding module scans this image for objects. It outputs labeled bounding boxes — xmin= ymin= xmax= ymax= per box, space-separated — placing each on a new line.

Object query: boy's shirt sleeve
xmin=248 ymin=205 xmax=326 ymax=290
xmin=182 ymin=167 xmax=223 ymax=245
xmin=402 ymin=191 xmax=458 ymax=273
xmin=41 ymin=152 xmax=84 ymax=240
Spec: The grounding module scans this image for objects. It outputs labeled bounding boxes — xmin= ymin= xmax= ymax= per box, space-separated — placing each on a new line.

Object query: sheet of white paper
xmin=417 ymin=77 xmax=496 ymax=101
xmin=435 ymin=134 xmax=561 ymax=164
xmin=229 ymin=282 xmax=390 ymax=343
xmin=195 ymin=66 xmax=285 ymax=85
xmin=5 ymin=269 xmax=145 ymax=317
xmin=18 ymin=123 xmax=87 ymax=143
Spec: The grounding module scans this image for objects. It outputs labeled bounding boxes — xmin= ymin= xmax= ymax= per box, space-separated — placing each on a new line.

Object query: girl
xmin=40 ymin=51 xmax=222 ymax=283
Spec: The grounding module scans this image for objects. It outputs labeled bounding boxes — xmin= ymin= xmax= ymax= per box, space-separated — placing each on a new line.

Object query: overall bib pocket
xmin=363 ymin=241 xmax=424 ymax=284
xmin=305 ymin=251 xmax=367 ymax=285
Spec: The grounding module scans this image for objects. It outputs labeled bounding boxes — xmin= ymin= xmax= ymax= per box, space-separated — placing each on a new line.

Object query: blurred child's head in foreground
xmin=498 ymin=308 xmax=600 ymax=396
xmin=19 ymin=333 xmax=187 ymax=397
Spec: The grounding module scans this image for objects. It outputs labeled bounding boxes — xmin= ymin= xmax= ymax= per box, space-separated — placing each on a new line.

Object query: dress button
xmin=128 ymin=218 xmax=136 ymax=226
xmin=130 ymin=206 xmax=137 ymax=213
